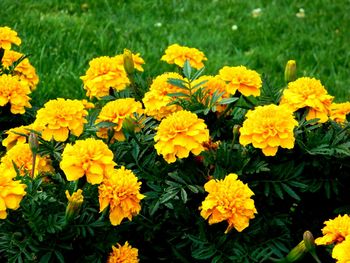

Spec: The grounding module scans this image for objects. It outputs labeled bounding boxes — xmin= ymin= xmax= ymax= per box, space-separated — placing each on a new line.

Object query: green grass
xmin=1 ymin=0 xmax=349 ymax=107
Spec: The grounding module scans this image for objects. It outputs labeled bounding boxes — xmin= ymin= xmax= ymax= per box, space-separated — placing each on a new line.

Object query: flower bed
xmin=1 ymin=26 xmax=350 ymax=262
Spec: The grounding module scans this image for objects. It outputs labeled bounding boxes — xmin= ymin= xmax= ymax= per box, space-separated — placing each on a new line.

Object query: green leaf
xmin=183 ymin=59 xmax=192 ymax=79
xmin=39 ymin=252 xmax=52 ymax=263
xmin=180 ymin=188 xmax=188 ymax=203
xmin=167 ymin=78 xmax=188 ymax=90
xmin=281 ymin=183 xmax=300 ymax=201
xmin=159 ymin=190 xmax=179 ymax=204
xmin=190 ymin=67 xmax=205 ymax=81
xmin=218 ymin=97 xmax=239 ymax=105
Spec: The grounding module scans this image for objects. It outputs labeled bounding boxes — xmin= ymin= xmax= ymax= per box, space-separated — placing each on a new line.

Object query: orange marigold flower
xmin=95 ymin=98 xmax=143 ymax=142
xmin=0 ymin=170 xmax=26 ymax=219
xmin=315 ymin=214 xmax=350 ymax=246
xmin=200 ymin=173 xmax=257 ymax=233
xmin=0 ymin=143 xmax=53 ymax=178
xmin=154 ymin=110 xmax=210 ymax=163
xmin=219 ymin=66 xmax=262 ymax=97
xmin=280 ymin=77 xmax=333 ymax=123
xmin=60 ymin=138 xmax=116 ymax=185
xmin=161 ymin=44 xmax=207 ymax=70
xmin=99 ymin=166 xmax=144 ymax=226
xmin=80 ymin=56 xmax=130 ymax=99
xmin=2 ymin=50 xmax=39 ymax=90
xmin=329 ymin=102 xmax=350 ymax=123
xmin=0 ymin=74 xmax=31 ymax=114
xmin=0 ymin=26 xmax=21 ymax=50
xmin=332 ymin=236 xmax=350 ymax=263
xmin=34 ymin=98 xmax=88 ymax=142
xmin=239 ymin=104 xmax=298 ymax=156
xmin=143 ymin=72 xmax=185 ymax=120
xmin=107 ymin=241 xmax=139 ymax=263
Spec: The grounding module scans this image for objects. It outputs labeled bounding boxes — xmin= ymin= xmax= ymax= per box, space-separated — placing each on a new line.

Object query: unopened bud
xmin=28 ymin=132 xmax=39 ymax=154
xmin=303 ymin=231 xmax=315 ymax=251
xmin=65 ymin=189 xmax=84 ymax=221
xmin=123 ymin=48 xmax=135 ymax=75
xmin=284 ymin=60 xmax=296 ymax=83
xmin=285 ymin=241 xmax=307 ymax=262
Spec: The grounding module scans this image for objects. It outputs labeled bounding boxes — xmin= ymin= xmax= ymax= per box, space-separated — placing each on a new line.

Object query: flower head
xmin=200 ymin=173 xmax=257 ymax=233
xmin=95 ymin=98 xmax=143 ymax=142
xmin=0 ymin=26 xmax=21 ymax=50
xmin=80 ymin=56 xmax=130 ymax=99
xmin=0 ymin=74 xmax=31 ymax=114
xmin=107 ymin=241 xmax=139 ymax=263
xmin=280 ymin=77 xmax=333 ymax=123
xmin=239 ymin=104 xmax=298 ymax=156
xmin=60 ymin=138 xmax=116 ymax=185
xmin=332 ymin=236 xmax=350 ymax=263
xmin=0 ymin=143 xmax=53 ymax=178
xmin=315 ymin=214 xmax=350 ymax=246
xmin=143 ymin=72 xmax=185 ymax=120
xmin=2 ymin=50 xmax=39 ymax=90
xmin=161 ymin=44 xmax=207 ymax=69
xmin=329 ymin=102 xmax=350 ymax=123
xmin=99 ymin=166 xmax=144 ymax=226
xmin=34 ymin=98 xmax=88 ymax=142
xmin=154 ymin=110 xmax=209 ymax=163
xmin=0 ymin=171 xmax=26 ymax=219
xmin=219 ymin=66 xmax=262 ymax=97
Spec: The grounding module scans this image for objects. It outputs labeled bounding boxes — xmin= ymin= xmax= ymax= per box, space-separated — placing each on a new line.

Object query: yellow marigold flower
xmin=80 ymin=56 xmax=130 ymax=99
xmin=60 ymin=138 xmax=116 ymax=185
xmin=34 ymin=98 xmax=88 ymax=142
xmin=219 ymin=66 xmax=262 ymax=97
xmin=200 ymin=173 xmax=257 ymax=233
xmin=329 ymin=102 xmax=350 ymax=123
xmin=161 ymin=44 xmax=207 ymax=69
xmin=0 ymin=143 xmax=53 ymax=178
xmin=2 ymin=50 xmax=39 ymax=90
xmin=0 ymin=26 xmax=21 ymax=50
xmin=95 ymin=98 xmax=143 ymax=142
xmin=154 ymin=110 xmax=210 ymax=163
xmin=65 ymin=189 xmax=84 ymax=221
xmin=143 ymin=72 xmax=185 ymax=120
xmin=107 ymin=241 xmax=139 ymax=263
xmin=239 ymin=104 xmax=298 ymax=156
xmin=315 ymin=214 xmax=350 ymax=246
xmin=0 ymin=171 xmax=26 ymax=219
xmin=81 ymin=99 xmax=95 ymax=109
xmin=332 ymin=236 xmax=350 ymax=263
xmin=98 ymin=166 xmax=145 ymax=226
xmin=280 ymin=77 xmax=333 ymax=123
xmin=0 ymin=74 xmax=31 ymax=114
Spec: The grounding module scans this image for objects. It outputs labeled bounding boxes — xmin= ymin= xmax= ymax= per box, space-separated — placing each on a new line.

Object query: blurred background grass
xmin=1 ymin=0 xmax=349 ymax=107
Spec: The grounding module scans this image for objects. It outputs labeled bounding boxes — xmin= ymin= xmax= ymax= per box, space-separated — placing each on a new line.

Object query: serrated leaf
xmin=159 ymin=190 xmax=179 ymax=204
xmin=190 ymin=67 xmax=205 ymax=81
xmin=167 ymin=78 xmax=188 ymax=89
xmin=183 ymin=59 xmax=192 ymax=79
xmin=219 ymin=97 xmax=239 ymax=105
xmin=281 ymin=183 xmax=300 ymax=201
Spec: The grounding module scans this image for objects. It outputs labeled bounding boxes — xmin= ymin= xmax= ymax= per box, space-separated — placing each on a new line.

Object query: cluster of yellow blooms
xmin=200 ymin=173 xmax=257 ymax=233
xmin=107 ymin=241 xmax=139 ymax=263
xmin=315 ymin=215 xmax=350 ymax=262
xmin=0 ymin=26 xmax=38 ymax=114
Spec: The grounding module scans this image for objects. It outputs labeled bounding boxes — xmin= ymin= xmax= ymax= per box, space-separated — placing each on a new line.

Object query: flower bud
xmin=65 ymin=189 xmax=84 ymax=221
xmin=284 ymin=60 xmax=296 ymax=83
xmin=28 ymin=132 xmax=39 ymax=154
xmin=303 ymin=231 xmax=315 ymax=251
xmin=285 ymin=241 xmax=307 ymax=262
xmin=123 ymin=48 xmax=135 ymax=75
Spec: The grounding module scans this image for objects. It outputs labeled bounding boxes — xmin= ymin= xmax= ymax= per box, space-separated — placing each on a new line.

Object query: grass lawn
xmin=1 ymin=0 xmax=349 ymax=107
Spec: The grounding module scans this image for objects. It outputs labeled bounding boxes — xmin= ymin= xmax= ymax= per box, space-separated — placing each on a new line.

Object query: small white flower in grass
xmin=231 ymin=25 xmax=238 ymax=31
xmin=252 ymin=8 xmax=262 ymax=18
xmin=296 ymin=8 xmax=305 ymax=18
xmin=154 ymin=22 xmax=162 ymax=27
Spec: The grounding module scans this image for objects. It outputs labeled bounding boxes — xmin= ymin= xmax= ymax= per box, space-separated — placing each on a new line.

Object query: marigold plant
xmin=34 ymin=98 xmax=88 ymax=142
xmin=107 ymin=241 xmax=139 ymax=263
xmin=154 ymin=110 xmax=210 ymax=163
xmin=219 ymin=65 xmax=262 ymax=97
xmin=0 ymin=74 xmax=31 ymax=114
xmin=0 ymin=26 xmax=21 ymax=50
xmin=98 ymin=166 xmax=144 ymax=226
xmin=280 ymin=77 xmax=333 ymax=123
xmin=143 ymin=72 xmax=185 ymax=120
xmin=200 ymin=173 xmax=257 ymax=233
xmin=161 ymin=43 xmax=207 ymax=69
xmin=0 ymin=171 xmax=26 ymax=219
xmin=60 ymin=138 xmax=116 ymax=185
xmin=239 ymin=104 xmax=298 ymax=156
xmin=2 ymin=50 xmax=39 ymax=90
xmin=95 ymin=98 xmax=143 ymax=142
